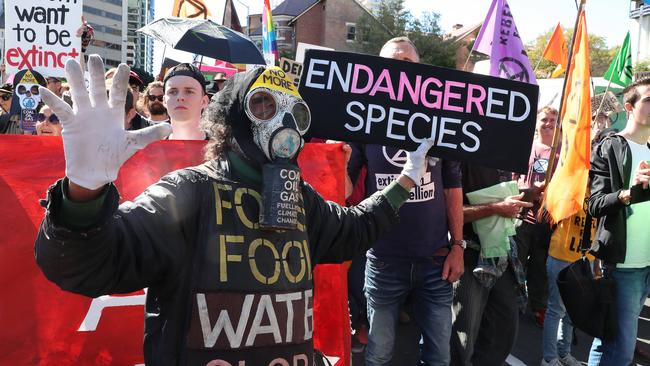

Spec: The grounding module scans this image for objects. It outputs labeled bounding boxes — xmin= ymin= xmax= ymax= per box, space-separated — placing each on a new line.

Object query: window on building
xmin=346 ymin=23 xmax=356 ymax=41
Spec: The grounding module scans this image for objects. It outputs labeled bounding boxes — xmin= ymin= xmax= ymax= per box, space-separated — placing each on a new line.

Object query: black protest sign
xmin=12 ymin=69 xmax=46 ymax=133
xmin=299 ymin=50 xmax=539 ymax=173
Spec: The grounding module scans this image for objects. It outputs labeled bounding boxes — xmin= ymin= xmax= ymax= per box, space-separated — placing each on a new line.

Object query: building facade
xmin=127 ymin=0 xmax=155 ymax=73
xmin=630 ymin=0 xmax=650 ymax=65
xmin=82 ymin=0 xmax=154 ymax=71
xmin=84 ymin=0 xmax=128 ymax=68
xmin=248 ymin=0 xmax=373 ymax=58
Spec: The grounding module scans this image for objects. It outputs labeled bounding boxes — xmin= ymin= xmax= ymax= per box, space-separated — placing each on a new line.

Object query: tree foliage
xmin=526 ymin=27 xmax=619 ymax=78
xmin=352 ymin=0 xmax=457 ymax=68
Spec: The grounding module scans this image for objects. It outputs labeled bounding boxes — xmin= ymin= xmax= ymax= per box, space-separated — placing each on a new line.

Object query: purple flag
xmin=473 ymin=0 xmax=537 ymax=84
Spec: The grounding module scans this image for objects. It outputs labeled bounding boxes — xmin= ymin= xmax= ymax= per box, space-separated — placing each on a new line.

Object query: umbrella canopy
xmin=138 ymin=17 xmax=265 ymax=65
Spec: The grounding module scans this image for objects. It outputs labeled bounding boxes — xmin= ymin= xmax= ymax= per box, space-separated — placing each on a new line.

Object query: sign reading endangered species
xmin=299 ymin=50 xmax=539 ymax=173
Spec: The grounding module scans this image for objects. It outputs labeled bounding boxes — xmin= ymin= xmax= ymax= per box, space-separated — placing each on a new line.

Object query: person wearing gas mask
xmin=34 ymin=55 xmax=435 ymax=366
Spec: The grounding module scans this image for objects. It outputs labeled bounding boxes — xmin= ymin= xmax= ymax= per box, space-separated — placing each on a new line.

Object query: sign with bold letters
xmin=280 ymin=57 xmax=302 ymax=87
xmin=4 ymin=0 xmax=83 ymax=77
xmin=299 ymin=50 xmax=539 ymax=173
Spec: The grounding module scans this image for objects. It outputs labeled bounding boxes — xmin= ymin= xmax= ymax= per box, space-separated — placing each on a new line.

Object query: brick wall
xmin=323 ymin=0 xmax=367 ymax=51
xmin=294 ymin=3 xmax=325 ymax=53
xmin=293 ymin=0 xmax=368 ymax=54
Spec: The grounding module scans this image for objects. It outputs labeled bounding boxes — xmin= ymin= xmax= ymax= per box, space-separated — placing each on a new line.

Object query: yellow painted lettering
xmin=282 ymin=241 xmax=307 ymax=283
xmin=219 ymin=235 xmax=244 ymax=282
xmin=235 ymin=187 xmax=262 ymax=229
xmin=249 ymin=238 xmax=281 ymax=284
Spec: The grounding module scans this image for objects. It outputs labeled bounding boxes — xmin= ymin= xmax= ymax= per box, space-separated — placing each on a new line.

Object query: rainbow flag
xmin=262 ymin=0 xmax=278 ymax=65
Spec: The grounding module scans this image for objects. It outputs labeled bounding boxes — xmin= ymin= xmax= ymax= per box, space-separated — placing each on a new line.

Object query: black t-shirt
xmin=461 ymin=163 xmax=512 ymax=244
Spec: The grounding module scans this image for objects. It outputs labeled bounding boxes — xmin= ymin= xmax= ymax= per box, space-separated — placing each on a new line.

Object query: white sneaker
xmin=559 ymin=354 xmax=582 ymax=366
xmin=541 ymin=359 xmax=562 ymax=366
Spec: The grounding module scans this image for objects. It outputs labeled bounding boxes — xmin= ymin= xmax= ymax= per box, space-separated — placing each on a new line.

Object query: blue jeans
xmin=588 ymin=266 xmax=650 ymax=366
xmin=542 ymin=256 xmax=574 ymax=361
xmin=364 ymin=256 xmax=452 ymax=366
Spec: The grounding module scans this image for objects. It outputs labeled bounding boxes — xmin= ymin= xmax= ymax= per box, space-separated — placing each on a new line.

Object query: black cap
xmin=163 ymin=63 xmax=207 ymax=93
xmin=46 ymin=76 xmax=62 ymax=83
xmin=0 ymin=83 xmax=13 ymax=95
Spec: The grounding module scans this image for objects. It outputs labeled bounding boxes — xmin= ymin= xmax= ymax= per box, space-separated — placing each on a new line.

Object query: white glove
xmin=40 ymin=55 xmax=172 ymax=190
xmin=400 ymin=138 xmax=436 ymax=186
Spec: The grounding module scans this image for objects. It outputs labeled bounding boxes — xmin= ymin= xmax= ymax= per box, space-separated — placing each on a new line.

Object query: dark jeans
xmin=515 ymin=221 xmax=551 ymax=311
xmin=365 ymin=256 xmax=452 ymax=366
xmin=450 ymin=248 xmax=520 ymax=366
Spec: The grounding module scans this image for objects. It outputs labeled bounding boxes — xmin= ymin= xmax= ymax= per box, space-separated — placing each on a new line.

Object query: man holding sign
xmin=348 ymin=37 xmax=464 ymax=366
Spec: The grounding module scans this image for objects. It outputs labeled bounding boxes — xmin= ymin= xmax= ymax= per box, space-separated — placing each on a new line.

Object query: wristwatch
xmin=451 ymin=239 xmax=467 ymax=250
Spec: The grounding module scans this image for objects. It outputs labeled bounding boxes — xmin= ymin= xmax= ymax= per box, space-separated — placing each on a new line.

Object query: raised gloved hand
xmin=400 ymin=138 xmax=435 ymax=186
xmin=40 ymin=55 xmax=172 ymax=190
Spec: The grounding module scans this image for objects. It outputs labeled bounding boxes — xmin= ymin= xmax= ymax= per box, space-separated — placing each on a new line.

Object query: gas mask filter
xmin=244 ymin=67 xmax=311 ymax=230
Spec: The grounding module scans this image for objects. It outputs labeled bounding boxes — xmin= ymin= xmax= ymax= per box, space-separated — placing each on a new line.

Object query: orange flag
xmin=172 ymin=0 xmax=211 ymax=19
xmin=542 ymin=23 xmax=568 ymax=77
xmin=545 ymin=10 xmax=591 ymax=223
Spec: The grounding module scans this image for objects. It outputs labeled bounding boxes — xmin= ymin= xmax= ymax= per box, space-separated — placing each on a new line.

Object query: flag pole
xmin=545 ymin=0 xmax=585 ymax=186
xmin=593 ymin=73 xmax=615 ymax=124
xmin=462 ymin=49 xmax=474 ymax=71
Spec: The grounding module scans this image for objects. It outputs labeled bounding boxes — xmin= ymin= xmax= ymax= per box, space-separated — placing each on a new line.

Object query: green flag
xmin=604 ymin=32 xmax=633 ymax=87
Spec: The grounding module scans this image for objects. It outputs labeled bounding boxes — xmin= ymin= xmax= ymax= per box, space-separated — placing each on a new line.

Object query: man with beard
xmin=0 ymin=83 xmax=20 ymax=134
xmin=141 ymin=81 xmax=169 ymax=124
xmin=34 ymin=55 xmax=435 ymax=366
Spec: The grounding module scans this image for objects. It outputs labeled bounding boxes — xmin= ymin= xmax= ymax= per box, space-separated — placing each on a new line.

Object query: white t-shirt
xmin=621 ymin=138 xmax=650 ymax=268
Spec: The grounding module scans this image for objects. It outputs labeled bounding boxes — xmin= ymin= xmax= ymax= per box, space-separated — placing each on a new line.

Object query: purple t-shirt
xmin=348 ymin=144 xmax=462 ymax=260
xmin=518 ymin=140 xmax=559 ymax=224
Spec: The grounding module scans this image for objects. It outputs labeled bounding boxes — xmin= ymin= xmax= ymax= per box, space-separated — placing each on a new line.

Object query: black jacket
xmin=588 ymin=134 xmax=632 ymax=264
xmin=35 ymin=158 xmax=399 ymax=365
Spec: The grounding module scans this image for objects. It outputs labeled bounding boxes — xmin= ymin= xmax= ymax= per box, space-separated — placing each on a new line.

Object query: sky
xmin=152 ymin=0 xmax=632 ymax=74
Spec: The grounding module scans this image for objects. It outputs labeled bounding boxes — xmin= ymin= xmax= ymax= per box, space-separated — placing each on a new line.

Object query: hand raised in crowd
xmin=496 ymin=192 xmax=533 ymax=218
xmin=39 ymin=55 xmax=171 ymax=200
xmin=633 ymin=160 xmax=650 ymax=189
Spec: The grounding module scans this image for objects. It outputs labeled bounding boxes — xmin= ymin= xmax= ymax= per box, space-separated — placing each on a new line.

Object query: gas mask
xmin=228 ymin=67 xmax=312 ymax=231
xmin=243 ymin=68 xmax=311 ymax=162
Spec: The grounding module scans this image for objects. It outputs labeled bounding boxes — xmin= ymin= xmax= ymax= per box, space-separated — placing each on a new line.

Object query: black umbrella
xmin=137 ymin=17 xmax=265 ymax=65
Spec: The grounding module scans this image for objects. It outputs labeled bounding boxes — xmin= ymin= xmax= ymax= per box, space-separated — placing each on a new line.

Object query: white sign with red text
xmin=4 ymin=0 xmax=82 ymax=77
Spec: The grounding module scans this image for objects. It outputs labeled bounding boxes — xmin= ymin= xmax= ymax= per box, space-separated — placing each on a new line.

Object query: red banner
xmin=0 ymin=136 xmax=350 ymax=366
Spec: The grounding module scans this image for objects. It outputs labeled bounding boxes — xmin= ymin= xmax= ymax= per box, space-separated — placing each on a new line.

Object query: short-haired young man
xmin=163 ymin=63 xmax=209 ymax=140
xmin=588 ymin=78 xmax=650 ymax=365
xmin=513 ymin=106 xmax=560 ymax=327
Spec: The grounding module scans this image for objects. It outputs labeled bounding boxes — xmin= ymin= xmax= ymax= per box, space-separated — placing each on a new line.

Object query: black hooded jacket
xmin=34 ymin=67 xmax=403 ymax=365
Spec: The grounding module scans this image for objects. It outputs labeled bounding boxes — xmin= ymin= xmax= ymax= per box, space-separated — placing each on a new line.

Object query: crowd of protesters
xmin=4 ymin=33 xmax=650 ymax=366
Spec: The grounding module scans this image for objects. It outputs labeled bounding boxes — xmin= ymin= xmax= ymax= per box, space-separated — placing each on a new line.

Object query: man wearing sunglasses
xmin=141 ymin=81 xmax=169 ymax=125
xmin=0 ymin=83 xmax=21 ymax=135
xmin=0 ymin=83 xmax=13 ymax=115
xmin=34 ymin=55 xmax=436 ymax=366
xmin=46 ymin=76 xmax=63 ymax=98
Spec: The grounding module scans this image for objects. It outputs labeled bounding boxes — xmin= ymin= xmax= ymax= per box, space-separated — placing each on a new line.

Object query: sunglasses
xmin=147 ymin=95 xmax=164 ymax=102
xmin=37 ymin=113 xmax=60 ymax=124
xmin=0 ymin=94 xmax=11 ymax=101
